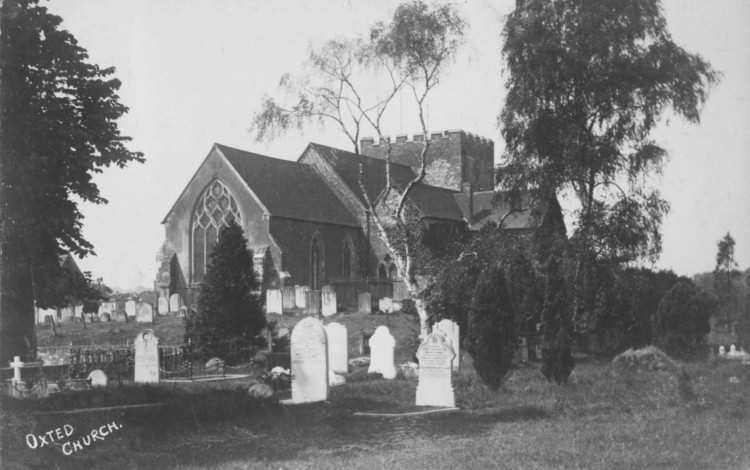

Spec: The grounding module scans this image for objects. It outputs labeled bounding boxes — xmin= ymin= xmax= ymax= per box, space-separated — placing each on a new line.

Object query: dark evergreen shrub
xmin=185 ymin=222 xmax=266 ymax=362
xmin=465 ymin=264 xmax=516 ymax=389
xmin=540 ymin=256 xmax=574 ymax=384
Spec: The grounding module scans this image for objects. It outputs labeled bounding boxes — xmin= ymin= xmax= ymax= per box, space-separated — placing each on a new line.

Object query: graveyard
xmin=2 ymin=306 xmax=750 ymax=469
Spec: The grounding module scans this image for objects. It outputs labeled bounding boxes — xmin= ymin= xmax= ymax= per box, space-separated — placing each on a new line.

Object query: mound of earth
xmin=611 ymin=346 xmax=677 ymax=373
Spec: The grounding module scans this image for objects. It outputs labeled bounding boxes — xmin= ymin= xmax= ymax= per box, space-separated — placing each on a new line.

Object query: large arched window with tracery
xmin=192 ymin=180 xmax=241 ymax=283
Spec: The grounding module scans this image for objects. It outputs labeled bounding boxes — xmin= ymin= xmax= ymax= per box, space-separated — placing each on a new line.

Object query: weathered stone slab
xmin=368 ymin=326 xmax=396 ymax=379
xmin=434 ymin=319 xmax=460 ymax=371
xmin=291 ymin=317 xmax=328 ymax=403
xmin=305 ymin=289 xmax=321 ymax=316
xmin=169 ymin=293 xmax=182 ymax=313
xmin=135 ymin=302 xmax=154 ymax=323
xmin=125 ymin=300 xmax=136 ymax=317
xmin=415 ymin=331 xmax=455 ymax=407
xmin=325 ymin=322 xmax=348 ymax=374
xmin=358 ymin=292 xmax=372 ymax=314
xmin=295 ymin=285 xmax=310 ymax=309
xmin=321 ymin=285 xmax=337 ymax=317
xmin=266 ymin=289 xmax=283 ymax=315
xmin=282 ymin=286 xmax=296 ymax=310
xmin=134 ymin=330 xmax=160 ymax=383
xmin=158 ymin=296 xmax=169 ymax=315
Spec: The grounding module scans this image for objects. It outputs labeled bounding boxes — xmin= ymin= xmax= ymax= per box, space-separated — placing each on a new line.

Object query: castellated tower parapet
xmin=360 ymin=130 xmax=494 ymax=192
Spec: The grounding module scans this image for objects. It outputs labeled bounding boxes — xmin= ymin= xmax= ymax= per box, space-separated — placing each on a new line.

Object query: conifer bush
xmin=465 ymin=264 xmax=516 ymax=389
xmin=184 ymin=222 xmax=266 ymax=363
xmin=540 ymin=256 xmax=574 ymax=384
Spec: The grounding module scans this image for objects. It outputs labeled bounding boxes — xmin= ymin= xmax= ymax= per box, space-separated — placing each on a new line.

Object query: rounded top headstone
xmin=88 ymin=369 xmax=108 ymax=387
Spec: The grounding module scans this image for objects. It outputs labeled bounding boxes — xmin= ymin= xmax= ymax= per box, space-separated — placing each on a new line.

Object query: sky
xmin=44 ymin=0 xmax=750 ymax=291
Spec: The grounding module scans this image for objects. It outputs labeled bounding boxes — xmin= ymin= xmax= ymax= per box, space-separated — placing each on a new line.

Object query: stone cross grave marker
xmin=291 ymin=316 xmax=328 ymax=403
xmin=321 ymin=285 xmax=337 ymax=317
xmin=158 ymin=296 xmax=169 ymax=315
xmin=134 ymin=330 xmax=160 ymax=383
xmin=135 ymin=302 xmax=154 ymax=323
xmin=325 ymin=322 xmax=348 ymax=374
xmin=358 ymin=292 xmax=372 ymax=314
xmin=295 ymin=285 xmax=309 ymax=309
xmin=9 ymin=356 xmax=23 ymax=384
xmin=434 ymin=319 xmax=460 ymax=371
xmin=169 ymin=293 xmax=182 ymax=313
xmin=88 ymin=369 xmax=108 ymax=387
xmin=282 ymin=286 xmax=296 ymax=311
xmin=415 ymin=331 xmax=455 ymax=408
xmin=368 ymin=326 xmax=396 ymax=379
xmin=266 ymin=289 xmax=283 ymax=315
xmin=125 ymin=300 xmax=136 ymax=317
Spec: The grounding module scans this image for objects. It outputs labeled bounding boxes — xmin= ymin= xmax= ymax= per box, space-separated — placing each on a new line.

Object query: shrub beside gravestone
xmin=540 ymin=257 xmax=574 ymax=384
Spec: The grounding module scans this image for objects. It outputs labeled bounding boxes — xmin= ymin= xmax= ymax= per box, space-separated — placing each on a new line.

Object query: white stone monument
xmin=169 ymin=293 xmax=182 ymax=313
xmin=125 ymin=300 xmax=136 ymax=317
xmin=434 ymin=319 xmax=460 ymax=371
xmin=379 ymin=297 xmax=393 ymax=313
xmin=134 ymin=330 xmax=160 ymax=383
xmin=135 ymin=302 xmax=154 ymax=323
xmin=415 ymin=331 xmax=455 ymax=407
xmin=321 ymin=285 xmax=337 ymax=317
xmin=158 ymin=296 xmax=169 ymax=315
xmin=88 ymin=369 xmax=108 ymax=387
xmin=9 ymin=356 xmax=23 ymax=385
xmin=358 ymin=292 xmax=372 ymax=314
xmin=719 ymin=345 xmax=726 ymax=357
xmin=295 ymin=285 xmax=310 ymax=309
xmin=266 ymin=289 xmax=283 ymax=315
xmin=290 ymin=317 xmax=328 ymax=403
xmin=325 ymin=322 xmax=348 ymax=374
xmin=368 ymin=326 xmax=397 ymax=379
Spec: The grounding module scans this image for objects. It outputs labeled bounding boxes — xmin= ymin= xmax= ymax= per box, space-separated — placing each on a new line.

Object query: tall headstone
xmin=358 ymin=292 xmax=372 ymax=314
xmin=158 ymin=296 xmax=169 ymax=315
xmin=325 ymin=322 xmax=348 ymax=374
xmin=74 ymin=305 xmax=84 ymax=319
xmin=282 ymin=286 xmax=296 ymax=311
xmin=321 ymin=285 xmax=337 ymax=317
xmin=290 ymin=317 xmax=328 ymax=403
xmin=135 ymin=302 xmax=154 ymax=323
xmin=434 ymin=319 xmax=460 ymax=371
xmin=169 ymin=293 xmax=182 ymax=313
xmin=134 ymin=330 xmax=160 ymax=383
xmin=368 ymin=326 xmax=396 ymax=379
xmin=266 ymin=289 xmax=283 ymax=315
xmin=295 ymin=285 xmax=309 ymax=309
xmin=415 ymin=331 xmax=455 ymax=407
xmin=305 ymin=290 xmax=322 ymax=316
xmin=125 ymin=300 xmax=136 ymax=317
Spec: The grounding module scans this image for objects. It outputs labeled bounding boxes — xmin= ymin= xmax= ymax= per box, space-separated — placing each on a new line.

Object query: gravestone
xmin=358 ymin=292 xmax=372 ymax=314
xmin=290 ymin=317 xmax=328 ymax=403
xmin=321 ymin=285 xmax=337 ymax=317
xmin=305 ymin=290 xmax=321 ymax=316
xmin=88 ymin=369 xmax=108 ymax=388
xmin=434 ymin=319 xmax=460 ymax=371
xmin=295 ymin=285 xmax=309 ymax=309
xmin=74 ymin=305 xmax=84 ymax=319
xmin=282 ymin=286 xmax=296 ymax=311
xmin=266 ymin=289 xmax=283 ymax=315
xmin=379 ymin=297 xmax=393 ymax=313
xmin=719 ymin=345 xmax=727 ymax=357
xmin=112 ymin=310 xmax=127 ymax=322
xmin=368 ymin=326 xmax=396 ymax=379
xmin=415 ymin=331 xmax=455 ymax=407
xmin=135 ymin=302 xmax=154 ymax=323
xmin=169 ymin=293 xmax=182 ymax=313
xmin=125 ymin=300 xmax=136 ymax=317
xmin=158 ymin=296 xmax=169 ymax=315
xmin=325 ymin=322 xmax=348 ymax=374
xmin=134 ymin=330 xmax=160 ymax=383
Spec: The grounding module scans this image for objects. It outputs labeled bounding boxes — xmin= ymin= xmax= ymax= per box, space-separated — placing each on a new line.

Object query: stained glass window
xmin=192 ymin=180 xmax=241 ymax=283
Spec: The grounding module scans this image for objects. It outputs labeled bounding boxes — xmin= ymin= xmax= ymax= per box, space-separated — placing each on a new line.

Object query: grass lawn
xmin=2 ymin=353 xmax=749 ymax=470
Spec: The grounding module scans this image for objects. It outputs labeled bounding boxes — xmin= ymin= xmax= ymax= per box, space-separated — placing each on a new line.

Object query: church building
xmin=155 ymin=130 xmax=552 ymax=310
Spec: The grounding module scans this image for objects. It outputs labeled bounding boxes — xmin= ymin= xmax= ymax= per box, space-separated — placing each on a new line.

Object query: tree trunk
xmin=0 ymin=247 xmax=37 ymax=363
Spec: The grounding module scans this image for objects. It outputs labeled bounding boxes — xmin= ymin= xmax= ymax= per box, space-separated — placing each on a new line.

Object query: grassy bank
xmin=2 ymin=355 xmax=749 ymax=470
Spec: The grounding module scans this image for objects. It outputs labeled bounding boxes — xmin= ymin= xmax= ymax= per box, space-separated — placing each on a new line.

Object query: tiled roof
xmin=216 ymin=144 xmax=359 ymax=227
xmin=308 ymin=143 xmax=465 ymax=222
xmin=457 ymin=190 xmax=544 ymax=229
